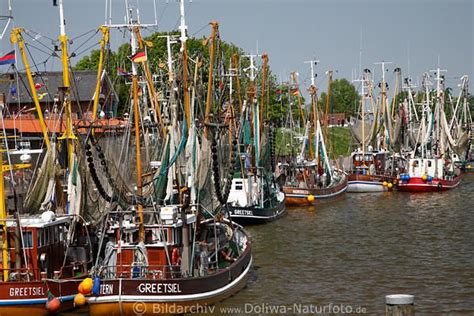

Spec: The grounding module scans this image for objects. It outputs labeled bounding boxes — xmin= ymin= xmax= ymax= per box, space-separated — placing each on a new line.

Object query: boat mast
xmin=290 ymin=72 xmax=305 ymax=128
xmin=0 ymin=149 xmax=7 ymax=281
xmin=232 ymin=54 xmax=243 ymax=114
xmin=304 ymin=58 xmax=319 ymax=163
xmin=203 ymin=21 xmax=219 ymax=137
xmin=127 ymin=7 xmax=146 ymax=242
xmin=259 ymin=53 xmax=268 ymax=136
xmin=179 ymin=0 xmax=191 ymax=130
xmin=353 ymin=70 xmax=368 ymax=158
xmin=375 ymin=61 xmax=392 ymax=151
xmin=430 ymin=66 xmax=447 ymax=158
xmin=10 ymin=29 xmax=51 ymax=149
xmin=57 ymin=0 xmax=76 ymax=170
xmin=91 ymin=26 xmax=109 ymax=122
xmin=245 ymin=54 xmax=260 ymax=166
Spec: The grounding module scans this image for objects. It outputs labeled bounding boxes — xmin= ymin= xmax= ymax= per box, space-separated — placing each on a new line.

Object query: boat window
xmin=151 ymin=228 xmax=168 ymax=243
xmin=45 ymin=228 xmax=50 ymax=245
xmin=59 ymin=226 xmax=65 ymax=242
xmin=23 ymin=232 xmax=33 ymax=248
xmin=53 ymin=226 xmax=59 ymax=244
xmin=37 ymin=229 xmax=43 ymax=247
xmin=428 ymin=161 xmax=432 ymax=167
xmin=235 ymin=185 xmax=243 ymax=190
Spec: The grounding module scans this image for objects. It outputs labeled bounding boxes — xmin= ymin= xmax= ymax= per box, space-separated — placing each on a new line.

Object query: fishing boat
xmin=226 ymin=53 xmax=285 ymax=223
xmin=0 ymin=0 xmax=94 ymax=313
xmin=281 ymin=61 xmax=347 ymax=206
xmin=86 ymin=2 xmax=252 ymax=314
xmin=397 ymin=69 xmax=463 ymax=192
xmin=347 ymin=65 xmax=406 ymax=192
xmin=347 ymin=149 xmax=397 ymax=192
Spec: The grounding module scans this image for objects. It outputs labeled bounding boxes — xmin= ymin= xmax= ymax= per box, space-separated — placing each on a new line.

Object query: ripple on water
xmin=218 ymin=175 xmax=474 ymax=314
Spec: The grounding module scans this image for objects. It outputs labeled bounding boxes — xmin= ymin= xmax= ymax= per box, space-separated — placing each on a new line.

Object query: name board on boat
xmin=291 ymin=189 xmax=309 ymax=195
xmin=232 ymin=209 xmax=253 ymax=216
xmin=100 ymin=284 xmax=114 ymax=295
xmin=9 ymin=286 xmax=45 ymax=297
xmin=137 ymin=283 xmax=182 ymax=294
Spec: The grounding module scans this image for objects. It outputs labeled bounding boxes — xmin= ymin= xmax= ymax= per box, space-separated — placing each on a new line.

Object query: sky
xmin=0 ymin=0 xmax=472 ymax=96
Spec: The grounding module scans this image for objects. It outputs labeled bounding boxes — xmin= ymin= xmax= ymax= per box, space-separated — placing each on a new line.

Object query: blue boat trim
xmin=0 ymin=295 xmax=75 ymax=306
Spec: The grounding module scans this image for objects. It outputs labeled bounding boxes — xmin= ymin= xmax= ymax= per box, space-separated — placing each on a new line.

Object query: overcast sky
xmin=0 ymin=0 xmax=472 ymax=95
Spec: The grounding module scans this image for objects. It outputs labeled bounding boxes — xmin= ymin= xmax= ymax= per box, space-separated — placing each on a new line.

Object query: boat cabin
xmin=351 ymin=149 xmax=390 ymax=175
xmin=407 ymin=158 xmax=458 ymax=179
xmin=1 ymin=212 xmax=89 ymax=282
xmin=103 ymin=207 xmax=196 ymax=279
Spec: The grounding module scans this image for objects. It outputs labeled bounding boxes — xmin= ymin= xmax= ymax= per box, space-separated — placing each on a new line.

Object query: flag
xmin=0 ymin=50 xmax=15 ymax=65
xmin=131 ymin=51 xmax=147 ymax=63
xmin=291 ymin=88 xmax=300 ymax=96
xmin=117 ymin=67 xmax=131 ymax=77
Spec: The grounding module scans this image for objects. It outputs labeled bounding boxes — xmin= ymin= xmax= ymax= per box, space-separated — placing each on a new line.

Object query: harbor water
xmin=215 ymin=174 xmax=474 ymax=314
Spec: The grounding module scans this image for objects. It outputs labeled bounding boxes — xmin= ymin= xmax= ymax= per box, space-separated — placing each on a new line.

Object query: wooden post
xmin=386 ymin=294 xmax=414 ymax=316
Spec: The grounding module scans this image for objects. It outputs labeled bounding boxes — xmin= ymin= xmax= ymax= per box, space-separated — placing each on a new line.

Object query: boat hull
xmin=283 ymin=177 xmax=348 ymax=206
xmin=397 ymin=176 xmax=461 ymax=192
xmin=347 ymin=174 xmax=395 ymax=193
xmin=88 ymin=248 xmax=252 ymax=316
xmin=227 ymin=200 xmax=285 ymax=225
xmin=0 ymin=279 xmax=80 ymax=316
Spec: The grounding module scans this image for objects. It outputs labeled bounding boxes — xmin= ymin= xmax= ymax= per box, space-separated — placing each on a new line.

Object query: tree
xmin=318 ymin=79 xmax=359 ymax=116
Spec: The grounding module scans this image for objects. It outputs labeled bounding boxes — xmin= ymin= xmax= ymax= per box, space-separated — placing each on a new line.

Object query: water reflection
xmin=218 ymin=174 xmax=474 ymax=314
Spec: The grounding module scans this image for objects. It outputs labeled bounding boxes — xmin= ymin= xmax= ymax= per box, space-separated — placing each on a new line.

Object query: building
xmin=0 ymin=70 xmax=119 ymax=119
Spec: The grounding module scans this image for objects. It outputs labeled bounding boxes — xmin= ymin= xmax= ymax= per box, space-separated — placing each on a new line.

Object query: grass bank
xmin=275 ymin=126 xmax=352 ymax=157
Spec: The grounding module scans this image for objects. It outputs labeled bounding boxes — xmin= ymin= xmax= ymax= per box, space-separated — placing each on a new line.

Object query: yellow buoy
xmin=74 ymin=293 xmax=87 ymax=307
xmin=421 ymin=174 xmax=428 ymax=181
xmin=79 ymin=277 xmax=93 ymax=294
xmin=307 ymin=194 xmax=315 ymax=202
xmin=387 ymin=182 xmax=393 ymax=189
xmin=382 ymin=181 xmax=388 ymax=187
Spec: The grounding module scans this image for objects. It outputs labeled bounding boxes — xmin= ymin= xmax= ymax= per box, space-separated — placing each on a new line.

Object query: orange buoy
xmin=74 ymin=293 xmax=87 ymax=307
xmin=46 ymin=297 xmax=61 ymax=313
xmin=78 ymin=278 xmax=93 ymax=295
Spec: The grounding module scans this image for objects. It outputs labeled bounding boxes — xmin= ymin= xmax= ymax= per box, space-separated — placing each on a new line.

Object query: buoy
xmin=92 ymin=277 xmax=101 ymax=295
xmin=307 ymin=194 xmax=315 ymax=202
xmin=78 ymin=282 xmax=85 ymax=294
xmin=387 ymin=182 xmax=393 ymax=189
xmin=427 ymin=175 xmax=433 ymax=182
xmin=421 ymin=174 xmax=428 ymax=181
xmin=382 ymin=181 xmax=388 ymax=187
xmin=81 ymin=277 xmax=94 ymax=294
xmin=393 ymin=179 xmax=398 ymax=184
xmin=46 ymin=297 xmax=61 ymax=313
xmin=74 ymin=293 xmax=87 ymax=307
